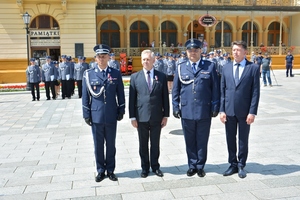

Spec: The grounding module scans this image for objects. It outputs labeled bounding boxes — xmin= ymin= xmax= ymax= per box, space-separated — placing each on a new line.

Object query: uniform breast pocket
xmin=90 ymin=79 xmax=101 ymax=91
xmin=200 ymin=73 xmax=210 ymax=80
xmin=90 ymin=79 xmax=101 ymax=86
xmin=181 ymin=75 xmax=191 ymax=81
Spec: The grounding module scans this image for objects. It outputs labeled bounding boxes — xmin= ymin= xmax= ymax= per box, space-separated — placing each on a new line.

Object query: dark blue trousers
xmin=225 ymin=115 xmax=250 ymax=168
xmin=181 ymin=118 xmax=211 ymax=170
xmin=91 ymin=122 xmax=117 ymax=173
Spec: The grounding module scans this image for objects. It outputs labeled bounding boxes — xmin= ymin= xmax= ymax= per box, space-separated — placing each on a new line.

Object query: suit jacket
xmin=129 ymin=69 xmax=169 ymax=122
xmin=172 ymin=59 xmax=220 ymax=120
xmin=82 ymin=66 xmax=125 ymax=124
xmin=220 ymin=59 xmax=260 ymax=117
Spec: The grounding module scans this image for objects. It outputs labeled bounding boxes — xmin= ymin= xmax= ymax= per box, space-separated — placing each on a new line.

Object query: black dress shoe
xmin=107 ymin=172 xmax=118 ymax=181
xmin=46 ymin=98 xmax=50 ymax=100
xmin=197 ymin=169 xmax=206 ymax=177
xmin=141 ymin=170 xmax=149 ymax=178
xmin=223 ymin=166 xmax=238 ymax=176
xmin=187 ymin=168 xmax=197 ymax=177
xmin=238 ymin=167 xmax=247 ymax=178
xmin=95 ymin=172 xmax=105 ymax=182
xmin=153 ymin=169 xmax=164 ymax=177
xmin=32 ymin=99 xmax=36 ymax=101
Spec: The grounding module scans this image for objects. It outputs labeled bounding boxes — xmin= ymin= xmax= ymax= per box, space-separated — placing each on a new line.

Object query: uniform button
xmin=194 ymin=99 xmax=196 ymax=101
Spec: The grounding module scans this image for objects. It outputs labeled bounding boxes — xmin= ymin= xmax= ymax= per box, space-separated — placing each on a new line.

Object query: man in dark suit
xmin=129 ymin=49 xmax=170 ymax=178
xmin=82 ymin=44 xmax=125 ymax=182
xmin=172 ymin=39 xmax=220 ymax=177
xmin=220 ymin=40 xmax=260 ymax=179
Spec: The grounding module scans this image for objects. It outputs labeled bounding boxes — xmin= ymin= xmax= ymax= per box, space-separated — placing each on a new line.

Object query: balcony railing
xmin=98 ymin=0 xmax=299 ymax=6
xmin=110 ymin=46 xmax=298 ymax=56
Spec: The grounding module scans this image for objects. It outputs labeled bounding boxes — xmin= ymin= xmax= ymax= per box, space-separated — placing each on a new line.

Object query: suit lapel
xmin=151 ymin=70 xmax=158 ymax=93
xmin=237 ymin=61 xmax=251 ymax=85
xmin=95 ymin=66 xmax=107 ymax=82
xmin=139 ymin=70 xmax=150 ymax=93
xmin=186 ymin=62 xmax=194 ymax=74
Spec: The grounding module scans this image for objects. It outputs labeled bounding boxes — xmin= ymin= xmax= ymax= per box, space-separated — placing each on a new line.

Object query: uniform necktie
xmin=102 ymin=70 xmax=106 ymax=78
xmin=147 ymin=71 xmax=152 ymax=92
xmin=192 ymin=63 xmax=197 ymax=74
xmin=235 ymin=63 xmax=240 ymax=85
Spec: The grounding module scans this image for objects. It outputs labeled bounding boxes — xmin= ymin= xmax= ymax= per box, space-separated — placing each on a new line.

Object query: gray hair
xmin=141 ymin=49 xmax=155 ymax=59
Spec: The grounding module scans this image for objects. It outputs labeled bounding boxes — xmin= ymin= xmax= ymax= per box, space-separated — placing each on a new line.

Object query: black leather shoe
xmin=95 ymin=172 xmax=105 ymax=182
xmin=223 ymin=166 xmax=238 ymax=176
xmin=107 ymin=172 xmax=118 ymax=181
xmin=238 ymin=167 xmax=247 ymax=178
xmin=153 ymin=169 xmax=164 ymax=177
xmin=141 ymin=170 xmax=149 ymax=178
xmin=187 ymin=168 xmax=197 ymax=177
xmin=197 ymin=169 xmax=206 ymax=177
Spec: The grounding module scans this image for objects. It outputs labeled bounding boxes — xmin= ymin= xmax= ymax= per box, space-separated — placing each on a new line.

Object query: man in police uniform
xmin=285 ymin=51 xmax=294 ymax=77
xmin=42 ymin=56 xmax=57 ymax=100
xmin=74 ymin=56 xmax=88 ymax=98
xmin=67 ymin=56 xmax=75 ymax=96
xmin=82 ymin=44 xmax=125 ymax=182
xmin=58 ymin=55 xmax=73 ymax=99
xmin=172 ymin=39 xmax=220 ymax=177
xmin=153 ymin=52 xmax=164 ymax=73
xmin=108 ymin=53 xmax=120 ymax=70
xmin=218 ymin=53 xmax=232 ymax=79
xmin=26 ymin=58 xmax=41 ymax=101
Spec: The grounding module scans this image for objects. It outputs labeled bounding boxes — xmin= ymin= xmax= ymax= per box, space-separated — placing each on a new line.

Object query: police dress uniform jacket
xmin=74 ymin=63 xmax=88 ymax=81
xmin=26 ymin=65 xmax=41 ymax=83
xmin=172 ymin=60 xmax=220 ymax=120
xmin=166 ymin=60 xmax=176 ymax=76
xmin=153 ymin=59 xmax=164 ymax=73
xmin=42 ymin=63 xmax=56 ymax=82
xmin=220 ymin=60 xmax=260 ymax=118
xmin=58 ymin=62 xmax=73 ymax=81
xmin=129 ymin=69 xmax=169 ymax=122
xmin=108 ymin=60 xmax=120 ymax=71
xmin=82 ymin=66 xmax=125 ymax=124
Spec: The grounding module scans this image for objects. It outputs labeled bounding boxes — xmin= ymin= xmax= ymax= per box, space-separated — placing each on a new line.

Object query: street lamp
xmin=22 ymin=11 xmax=31 ymax=91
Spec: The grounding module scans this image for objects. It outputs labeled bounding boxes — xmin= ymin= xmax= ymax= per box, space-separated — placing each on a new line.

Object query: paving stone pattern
xmin=0 ymin=70 xmax=300 ymax=200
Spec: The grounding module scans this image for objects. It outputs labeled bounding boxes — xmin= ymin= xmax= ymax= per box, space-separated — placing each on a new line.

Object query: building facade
xmin=1 ymin=0 xmax=300 ymax=83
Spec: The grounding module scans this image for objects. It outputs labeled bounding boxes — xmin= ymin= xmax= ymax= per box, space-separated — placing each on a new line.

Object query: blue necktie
xmin=235 ymin=63 xmax=240 ymax=85
xmin=192 ymin=63 xmax=197 ymax=74
xmin=102 ymin=70 xmax=106 ymax=78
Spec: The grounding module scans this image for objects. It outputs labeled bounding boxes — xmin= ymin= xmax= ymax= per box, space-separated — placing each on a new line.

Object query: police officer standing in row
xmin=74 ymin=56 xmax=88 ymax=98
xmin=172 ymin=39 xmax=220 ymax=177
xmin=153 ymin=52 xmax=165 ymax=73
xmin=26 ymin=58 xmax=41 ymax=101
xmin=82 ymin=44 xmax=125 ymax=182
xmin=67 ymin=56 xmax=75 ymax=96
xmin=58 ymin=55 xmax=73 ymax=99
xmin=42 ymin=56 xmax=57 ymax=100
xmin=218 ymin=53 xmax=232 ymax=79
xmin=108 ymin=53 xmax=120 ymax=70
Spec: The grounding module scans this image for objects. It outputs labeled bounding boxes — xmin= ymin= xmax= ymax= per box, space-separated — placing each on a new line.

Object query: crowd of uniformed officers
xmin=26 ymin=55 xmax=93 ymax=101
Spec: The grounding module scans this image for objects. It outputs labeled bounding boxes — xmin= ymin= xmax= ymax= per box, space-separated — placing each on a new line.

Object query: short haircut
xmin=141 ymin=49 xmax=155 ymax=59
xmin=232 ymin=41 xmax=247 ymax=50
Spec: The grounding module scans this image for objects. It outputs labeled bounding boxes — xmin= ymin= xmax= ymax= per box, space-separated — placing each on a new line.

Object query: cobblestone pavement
xmin=1 ymin=70 xmax=300 ymax=200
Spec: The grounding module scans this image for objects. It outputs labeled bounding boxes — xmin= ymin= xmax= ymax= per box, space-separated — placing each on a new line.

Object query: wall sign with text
xmin=198 ymin=15 xmax=217 ymax=27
